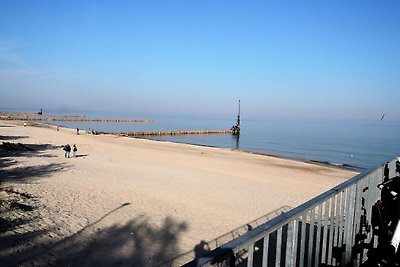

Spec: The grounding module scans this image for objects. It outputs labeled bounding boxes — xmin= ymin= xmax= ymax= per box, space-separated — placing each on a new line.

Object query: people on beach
xmin=57 ymin=126 xmax=59 ymax=131
xmin=63 ymin=144 xmax=71 ymax=158
xmin=77 ymin=128 xmax=80 ymax=135
xmin=24 ymin=122 xmax=27 ymax=127
xmin=73 ymin=144 xmax=77 ymax=158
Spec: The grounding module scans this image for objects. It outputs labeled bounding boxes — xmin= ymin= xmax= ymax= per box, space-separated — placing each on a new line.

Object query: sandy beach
xmin=0 ymin=121 xmax=357 ymax=266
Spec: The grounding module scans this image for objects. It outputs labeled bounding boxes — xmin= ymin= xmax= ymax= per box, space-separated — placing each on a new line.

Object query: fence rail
xmin=183 ymin=156 xmax=399 ymax=267
xmin=165 ymin=206 xmax=292 ymax=266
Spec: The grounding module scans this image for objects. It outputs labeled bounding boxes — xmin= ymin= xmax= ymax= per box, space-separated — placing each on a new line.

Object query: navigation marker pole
xmin=231 ymin=100 xmax=241 ymax=135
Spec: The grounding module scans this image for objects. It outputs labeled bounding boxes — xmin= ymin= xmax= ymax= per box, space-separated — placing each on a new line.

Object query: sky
xmin=0 ymin=1 xmax=399 ymax=121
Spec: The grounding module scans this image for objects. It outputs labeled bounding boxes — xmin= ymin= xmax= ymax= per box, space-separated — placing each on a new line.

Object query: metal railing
xmin=183 ymin=156 xmax=399 ymax=267
xmin=165 ymin=206 xmax=292 ymax=266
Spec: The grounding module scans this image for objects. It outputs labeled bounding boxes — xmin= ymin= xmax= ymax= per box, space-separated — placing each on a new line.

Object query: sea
xmin=39 ymin=111 xmax=400 ymax=173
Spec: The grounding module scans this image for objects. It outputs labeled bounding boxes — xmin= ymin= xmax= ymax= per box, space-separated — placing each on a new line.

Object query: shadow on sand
xmin=1 ymin=204 xmax=188 ymax=267
xmin=0 ymin=135 xmax=28 ymax=141
xmin=0 ymin=134 xmax=188 ymax=267
xmin=0 ymin=133 xmax=69 ymax=265
xmin=0 ymin=163 xmax=66 ymax=183
xmin=0 ymin=140 xmax=66 ymax=184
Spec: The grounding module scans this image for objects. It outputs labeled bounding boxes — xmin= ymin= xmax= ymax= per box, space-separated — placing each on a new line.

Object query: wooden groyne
xmin=1 ymin=116 xmax=155 ymax=123
xmin=0 ymin=112 xmax=234 ymax=136
xmin=98 ymin=129 xmax=233 ymax=137
xmin=45 ymin=118 xmax=154 ymax=123
xmin=0 ymin=111 xmax=155 ymax=123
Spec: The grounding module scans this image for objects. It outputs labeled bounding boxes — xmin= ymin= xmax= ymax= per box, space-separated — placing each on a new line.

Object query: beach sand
xmin=0 ymin=121 xmax=357 ymax=266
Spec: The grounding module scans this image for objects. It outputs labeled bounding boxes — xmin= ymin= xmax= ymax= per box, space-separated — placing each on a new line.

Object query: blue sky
xmin=0 ymin=1 xmax=399 ymax=121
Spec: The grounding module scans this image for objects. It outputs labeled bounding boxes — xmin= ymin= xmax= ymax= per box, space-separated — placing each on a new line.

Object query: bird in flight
xmin=380 ymin=114 xmax=385 ymax=121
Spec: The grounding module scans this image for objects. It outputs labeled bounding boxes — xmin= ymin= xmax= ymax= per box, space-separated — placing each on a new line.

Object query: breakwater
xmin=0 ymin=112 xmax=154 ymax=123
xmin=100 ymin=129 xmax=233 ymax=137
xmin=13 ymin=117 xmax=155 ymax=123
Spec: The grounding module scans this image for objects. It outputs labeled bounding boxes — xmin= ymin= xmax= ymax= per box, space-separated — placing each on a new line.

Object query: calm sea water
xmin=48 ymin=112 xmax=400 ymax=172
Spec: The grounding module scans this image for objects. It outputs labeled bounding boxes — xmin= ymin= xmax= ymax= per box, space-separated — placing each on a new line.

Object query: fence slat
xmin=327 ymin=195 xmax=336 ymax=266
xmin=262 ymin=235 xmax=269 ymax=267
xmin=338 ymin=189 xmax=346 ymax=250
xmin=247 ymin=244 xmax=254 ymax=267
xmin=307 ymin=209 xmax=315 ymax=267
xmin=314 ymin=204 xmax=323 ymax=267
xmin=276 ymin=227 xmax=282 ymax=267
xmin=321 ymin=199 xmax=330 ymax=264
xmin=344 ymin=185 xmax=357 ymax=264
xmin=292 ymin=219 xmax=299 ymax=267
xmin=285 ymin=219 xmax=298 ymax=267
xmin=333 ymin=191 xmax=342 ymax=266
xmin=299 ymin=213 xmax=307 ymax=267
xmin=285 ymin=221 xmax=294 ymax=267
xmin=341 ymin=188 xmax=350 ymax=263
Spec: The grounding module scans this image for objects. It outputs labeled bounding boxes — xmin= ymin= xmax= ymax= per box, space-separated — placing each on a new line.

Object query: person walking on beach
xmin=63 ymin=144 xmax=71 ymax=158
xmin=73 ymin=144 xmax=77 ymax=158
xmin=67 ymin=144 xmax=71 ymax=158
xmin=77 ymin=128 xmax=80 ymax=135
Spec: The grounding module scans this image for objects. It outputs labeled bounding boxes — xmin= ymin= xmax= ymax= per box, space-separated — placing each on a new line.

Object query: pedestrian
xmin=24 ymin=122 xmax=27 ymax=127
xmin=77 ymin=128 xmax=80 ymax=135
xmin=57 ymin=126 xmax=59 ymax=131
xmin=63 ymin=144 xmax=71 ymax=158
xmin=67 ymin=144 xmax=71 ymax=158
xmin=73 ymin=144 xmax=77 ymax=158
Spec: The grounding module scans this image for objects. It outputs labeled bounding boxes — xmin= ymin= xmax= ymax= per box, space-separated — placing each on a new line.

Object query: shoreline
xmin=38 ymin=120 xmax=360 ymax=172
xmin=132 ymin=136 xmax=363 ymax=172
xmin=0 ymin=119 xmax=357 ymax=265
xmin=27 ymin=114 xmax=385 ymax=172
